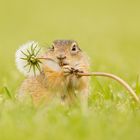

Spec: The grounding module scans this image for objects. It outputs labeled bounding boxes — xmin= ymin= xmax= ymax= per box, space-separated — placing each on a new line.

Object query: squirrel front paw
xmin=62 ymin=65 xmax=83 ymax=76
xmin=62 ymin=65 xmax=73 ymax=76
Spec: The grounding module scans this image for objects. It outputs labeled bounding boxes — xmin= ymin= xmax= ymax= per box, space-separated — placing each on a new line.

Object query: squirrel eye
xmin=71 ymin=44 xmax=77 ymax=51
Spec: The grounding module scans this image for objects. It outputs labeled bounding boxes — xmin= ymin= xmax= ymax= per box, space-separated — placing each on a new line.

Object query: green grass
xmin=0 ymin=0 xmax=140 ymax=140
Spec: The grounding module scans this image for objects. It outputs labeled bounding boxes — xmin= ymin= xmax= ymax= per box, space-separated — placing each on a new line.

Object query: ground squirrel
xmin=18 ymin=40 xmax=90 ymax=109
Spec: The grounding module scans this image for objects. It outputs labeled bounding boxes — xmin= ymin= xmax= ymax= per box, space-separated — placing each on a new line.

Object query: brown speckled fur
xmin=18 ymin=40 xmax=90 ymax=108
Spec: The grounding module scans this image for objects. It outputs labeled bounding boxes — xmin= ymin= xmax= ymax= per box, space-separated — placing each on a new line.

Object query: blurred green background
xmin=0 ymin=0 xmax=140 ymax=85
xmin=0 ymin=0 xmax=140 ymax=140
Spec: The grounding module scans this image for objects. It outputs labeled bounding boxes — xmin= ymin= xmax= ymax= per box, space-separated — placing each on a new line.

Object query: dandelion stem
xmin=78 ymin=72 xmax=140 ymax=103
xmin=37 ymin=57 xmax=55 ymax=61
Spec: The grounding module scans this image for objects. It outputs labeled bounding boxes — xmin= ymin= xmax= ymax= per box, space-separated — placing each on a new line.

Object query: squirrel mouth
xmin=59 ymin=61 xmax=69 ymax=67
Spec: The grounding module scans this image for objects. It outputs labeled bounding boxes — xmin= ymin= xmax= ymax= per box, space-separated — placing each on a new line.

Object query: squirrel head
xmin=45 ymin=40 xmax=84 ymax=67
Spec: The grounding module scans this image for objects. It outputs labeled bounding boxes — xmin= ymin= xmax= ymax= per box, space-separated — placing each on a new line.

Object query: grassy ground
xmin=0 ymin=0 xmax=140 ymax=140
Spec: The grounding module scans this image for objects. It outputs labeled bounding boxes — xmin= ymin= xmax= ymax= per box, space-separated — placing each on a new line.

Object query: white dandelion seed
xmin=15 ymin=41 xmax=42 ymax=77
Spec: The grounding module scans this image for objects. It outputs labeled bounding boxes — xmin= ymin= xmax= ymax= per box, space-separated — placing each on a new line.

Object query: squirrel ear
xmin=78 ymin=46 xmax=82 ymax=51
xmin=51 ymin=44 xmax=55 ymax=49
xmin=48 ymin=44 xmax=55 ymax=51
xmin=75 ymin=45 xmax=82 ymax=52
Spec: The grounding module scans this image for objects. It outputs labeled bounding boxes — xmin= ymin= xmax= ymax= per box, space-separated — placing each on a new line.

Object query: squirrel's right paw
xmin=62 ymin=65 xmax=73 ymax=76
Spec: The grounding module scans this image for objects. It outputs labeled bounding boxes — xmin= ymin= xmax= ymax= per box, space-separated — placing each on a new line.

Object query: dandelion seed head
xmin=15 ymin=41 xmax=42 ymax=77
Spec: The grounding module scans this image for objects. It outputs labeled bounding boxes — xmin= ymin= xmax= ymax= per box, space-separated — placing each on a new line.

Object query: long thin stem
xmin=78 ymin=72 xmax=140 ymax=103
xmin=37 ymin=57 xmax=55 ymax=61
xmin=31 ymin=56 xmax=140 ymax=103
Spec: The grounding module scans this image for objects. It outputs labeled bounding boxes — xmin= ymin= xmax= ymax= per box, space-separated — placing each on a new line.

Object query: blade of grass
xmin=136 ymin=75 xmax=140 ymax=95
xmin=3 ymin=86 xmax=12 ymax=98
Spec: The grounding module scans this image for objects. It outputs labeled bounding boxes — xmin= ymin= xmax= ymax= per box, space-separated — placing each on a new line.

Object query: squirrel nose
xmin=57 ymin=54 xmax=66 ymax=60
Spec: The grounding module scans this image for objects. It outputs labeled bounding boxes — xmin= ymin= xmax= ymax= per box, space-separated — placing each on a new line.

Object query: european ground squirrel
xmin=17 ymin=40 xmax=140 ymax=110
xmin=18 ymin=40 xmax=90 ymax=109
